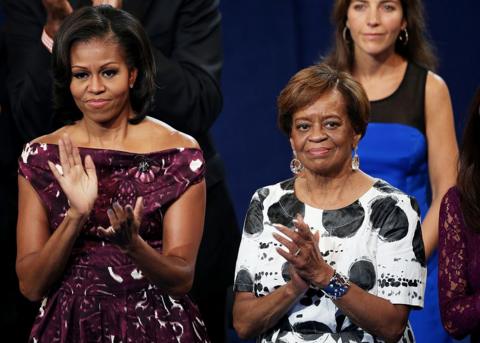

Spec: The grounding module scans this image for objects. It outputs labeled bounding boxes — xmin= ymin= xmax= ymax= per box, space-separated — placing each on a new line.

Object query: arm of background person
xmin=438 ymin=189 xmax=480 ymax=339
xmin=147 ymin=0 xmax=223 ymax=136
xmin=422 ymin=72 xmax=458 ymax=259
xmin=2 ymin=0 xmax=56 ymax=142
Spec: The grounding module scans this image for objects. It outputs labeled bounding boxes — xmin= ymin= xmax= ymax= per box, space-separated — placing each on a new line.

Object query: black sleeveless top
xmin=370 ymin=62 xmax=428 ymax=134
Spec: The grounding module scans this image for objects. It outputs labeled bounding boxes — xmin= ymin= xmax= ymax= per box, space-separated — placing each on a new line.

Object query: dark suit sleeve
xmin=2 ymin=0 xmax=54 ymax=142
xmin=148 ymin=0 xmax=223 ymax=137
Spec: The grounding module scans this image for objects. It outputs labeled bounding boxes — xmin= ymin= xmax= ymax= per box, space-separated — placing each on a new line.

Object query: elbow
xmin=233 ymin=317 xmax=256 ymax=340
xmin=168 ymin=279 xmax=193 ymax=297
xmin=378 ymin=319 xmax=407 ymax=343
xmin=19 ymin=280 xmax=44 ymax=302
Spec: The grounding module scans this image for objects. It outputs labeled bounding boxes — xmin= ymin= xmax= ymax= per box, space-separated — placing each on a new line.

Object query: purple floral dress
xmin=18 ymin=142 xmax=209 ymax=343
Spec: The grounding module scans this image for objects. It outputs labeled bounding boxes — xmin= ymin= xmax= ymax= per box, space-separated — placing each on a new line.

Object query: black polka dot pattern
xmin=348 ymin=259 xmax=376 ymax=291
xmin=233 ymin=269 xmax=253 ymax=292
xmin=371 ymin=196 xmax=409 ymax=242
xmin=267 ymin=192 xmax=305 ymax=227
xmin=412 ymin=221 xmax=426 ymax=267
xmin=244 ymin=198 xmax=264 ymax=236
xmin=322 ymin=201 xmax=365 ymax=238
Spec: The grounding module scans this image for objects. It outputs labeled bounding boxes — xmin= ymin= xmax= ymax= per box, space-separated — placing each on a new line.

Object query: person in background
xmin=324 ymin=1 xmax=458 ymax=341
xmin=233 ymin=63 xmax=426 ymax=342
xmin=1 ymin=1 xmax=239 ymax=341
xmin=17 ymin=6 xmax=209 ymax=342
xmin=438 ymin=88 xmax=480 ymax=343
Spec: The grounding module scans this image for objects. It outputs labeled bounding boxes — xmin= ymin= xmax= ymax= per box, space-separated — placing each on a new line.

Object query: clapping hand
xmin=47 ymin=134 xmax=98 ymax=219
xmin=273 ymin=214 xmax=334 ymax=289
xmin=91 ymin=0 xmax=123 ymax=8
xmin=98 ymin=197 xmax=144 ymax=252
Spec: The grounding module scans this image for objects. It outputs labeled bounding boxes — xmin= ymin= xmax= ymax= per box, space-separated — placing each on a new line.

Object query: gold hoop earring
xmin=398 ymin=28 xmax=409 ymax=46
xmin=352 ymin=146 xmax=360 ymax=171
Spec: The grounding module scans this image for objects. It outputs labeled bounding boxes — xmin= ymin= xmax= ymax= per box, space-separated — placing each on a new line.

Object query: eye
xmin=352 ymin=2 xmax=367 ymax=11
xmin=102 ymin=69 xmax=118 ymax=78
xmin=382 ymin=3 xmax=396 ymax=12
xmin=72 ymin=71 xmax=89 ymax=80
xmin=295 ymin=122 xmax=311 ymax=131
xmin=324 ymin=120 xmax=341 ymax=129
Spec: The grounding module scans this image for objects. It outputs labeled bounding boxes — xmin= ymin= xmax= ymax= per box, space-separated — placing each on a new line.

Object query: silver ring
xmin=294 ymin=248 xmax=301 ymax=256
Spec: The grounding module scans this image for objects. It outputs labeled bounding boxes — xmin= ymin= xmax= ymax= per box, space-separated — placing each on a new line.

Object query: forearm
xmin=233 ymin=283 xmax=304 ymax=339
xmin=421 ymin=196 xmax=441 ymax=260
xmin=440 ymin=292 xmax=480 ymax=338
xmin=334 ymin=284 xmax=408 ymax=342
xmin=125 ymin=235 xmax=195 ymax=295
xmin=16 ymin=213 xmax=86 ymax=301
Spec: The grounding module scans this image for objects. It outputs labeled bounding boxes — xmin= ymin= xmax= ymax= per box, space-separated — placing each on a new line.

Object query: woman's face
xmin=290 ymin=90 xmax=359 ymax=177
xmin=69 ymin=37 xmax=137 ymax=124
xmin=346 ymin=0 xmax=406 ymax=58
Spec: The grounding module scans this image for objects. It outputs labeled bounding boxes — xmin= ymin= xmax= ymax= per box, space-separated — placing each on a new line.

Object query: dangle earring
xmin=290 ymin=150 xmax=304 ymax=175
xmin=398 ymin=28 xmax=409 ymax=46
xmin=352 ymin=146 xmax=360 ymax=171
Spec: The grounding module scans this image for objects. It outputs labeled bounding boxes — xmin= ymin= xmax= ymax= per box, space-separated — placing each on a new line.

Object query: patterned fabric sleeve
xmin=17 ymin=143 xmax=62 ymax=211
xmin=438 ymin=187 xmax=480 ymax=339
xmin=233 ymin=189 xmax=264 ymax=293
xmin=374 ymin=194 xmax=427 ymax=308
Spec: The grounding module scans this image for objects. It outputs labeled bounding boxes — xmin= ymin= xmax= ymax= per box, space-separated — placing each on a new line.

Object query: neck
xmin=78 ymin=113 xmax=131 ymax=149
xmin=299 ymin=165 xmax=356 ymax=209
xmin=351 ymin=48 xmax=404 ymax=80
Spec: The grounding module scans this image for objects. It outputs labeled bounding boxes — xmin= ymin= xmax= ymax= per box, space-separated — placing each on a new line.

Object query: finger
xmin=313 ymin=230 xmax=320 ymax=243
xmin=125 ymin=205 xmax=134 ymax=226
xmin=98 ymin=225 xmax=115 ymax=237
xmin=72 ymin=145 xmax=82 ymax=166
xmin=273 ymin=223 xmax=302 ymax=243
xmin=133 ymin=197 xmax=143 ymax=222
xmin=112 ymin=202 xmax=125 ymax=221
xmin=292 ymin=214 xmax=313 ymax=240
xmin=272 ymin=232 xmax=297 ymax=253
xmin=58 ymin=137 xmax=70 ymax=174
xmin=84 ymin=155 xmax=98 ymax=181
xmin=107 ymin=208 xmax=118 ymax=227
xmin=62 ymin=134 xmax=75 ymax=169
xmin=276 ymin=247 xmax=295 ymax=263
xmin=47 ymin=160 xmax=63 ymax=181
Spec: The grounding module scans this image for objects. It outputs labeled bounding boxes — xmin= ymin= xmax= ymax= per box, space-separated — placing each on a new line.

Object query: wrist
xmin=123 ymin=234 xmax=143 ymax=255
xmin=66 ymin=208 xmax=89 ymax=221
xmin=318 ymin=270 xmax=351 ymax=300
xmin=311 ymin=265 xmax=335 ymax=289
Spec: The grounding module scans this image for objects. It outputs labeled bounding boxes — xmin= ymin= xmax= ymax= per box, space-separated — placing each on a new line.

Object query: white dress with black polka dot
xmin=234 ymin=178 xmax=426 ymax=343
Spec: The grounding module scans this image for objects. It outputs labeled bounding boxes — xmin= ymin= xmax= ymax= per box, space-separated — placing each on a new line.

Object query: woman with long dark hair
xmin=438 ymin=88 xmax=480 ymax=342
xmin=324 ymin=1 xmax=458 ymax=341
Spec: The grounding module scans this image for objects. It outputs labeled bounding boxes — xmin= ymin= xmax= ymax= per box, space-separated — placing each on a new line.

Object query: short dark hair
xmin=52 ymin=5 xmax=156 ymax=124
xmin=277 ymin=63 xmax=369 ymax=138
xmin=324 ymin=0 xmax=437 ymax=72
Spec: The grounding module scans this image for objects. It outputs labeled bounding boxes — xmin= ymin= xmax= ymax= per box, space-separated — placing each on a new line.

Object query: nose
xmin=88 ymin=75 xmax=105 ymax=94
xmin=309 ymin=123 xmax=327 ymax=142
xmin=366 ymin=7 xmax=380 ymax=27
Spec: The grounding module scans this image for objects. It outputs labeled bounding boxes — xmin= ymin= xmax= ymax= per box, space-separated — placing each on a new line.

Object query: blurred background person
xmin=1 ymin=0 xmax=239 ymax=341
xmin=438 ymin=88 xmax=480 ymax=343
xmin=323 ymin=1 xmax=458 ymax=341
xmin=233 ymin=64 xmax=426 ymax=342
xmin=17 ymin=6 xmax=209 ymax=342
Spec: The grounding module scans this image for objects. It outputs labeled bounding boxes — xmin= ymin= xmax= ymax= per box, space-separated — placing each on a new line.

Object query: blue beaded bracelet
xmin=321 ymin=271 xmax=351 ymax=300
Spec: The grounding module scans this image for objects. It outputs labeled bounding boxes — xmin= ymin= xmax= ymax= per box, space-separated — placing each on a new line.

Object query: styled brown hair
xmin=457 ymin=87 xmax=480 ymax=232
xmin=277 ymin=63 xmax=369 ymax=137
xmin=324 ymin=0 xmax=438 ymax=71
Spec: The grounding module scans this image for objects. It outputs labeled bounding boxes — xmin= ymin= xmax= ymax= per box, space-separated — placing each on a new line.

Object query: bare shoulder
xmin=426 ymin=71 xmax=451 ymax=99
xmin=142 ymin=117 xmax=200 ymax=150
xmin=30 ymin=126 xmax=73 ymax=145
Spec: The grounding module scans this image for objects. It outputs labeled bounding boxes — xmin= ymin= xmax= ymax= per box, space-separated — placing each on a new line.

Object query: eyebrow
xmin=71 ymin=61 xmax=119 ymax=69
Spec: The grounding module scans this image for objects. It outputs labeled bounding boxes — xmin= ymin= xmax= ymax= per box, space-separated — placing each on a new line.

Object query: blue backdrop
xmin=215 ymin=0 xmax=480 ymax=232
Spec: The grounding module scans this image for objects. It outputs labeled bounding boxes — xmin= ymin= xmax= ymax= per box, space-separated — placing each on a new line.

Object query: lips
xmin=307 ymin=147 xmax=331 ymax=157
xmin=85 ymin=99 xmax=111 ymax=109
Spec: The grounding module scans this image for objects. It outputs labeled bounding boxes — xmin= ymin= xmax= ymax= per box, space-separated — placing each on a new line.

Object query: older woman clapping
xmin=232 ymin=63 xmax=426 ymax=343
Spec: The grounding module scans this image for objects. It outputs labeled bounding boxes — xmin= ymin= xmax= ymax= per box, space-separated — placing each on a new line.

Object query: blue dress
xmin=358 ymin=62 xmax=456 ymax=343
